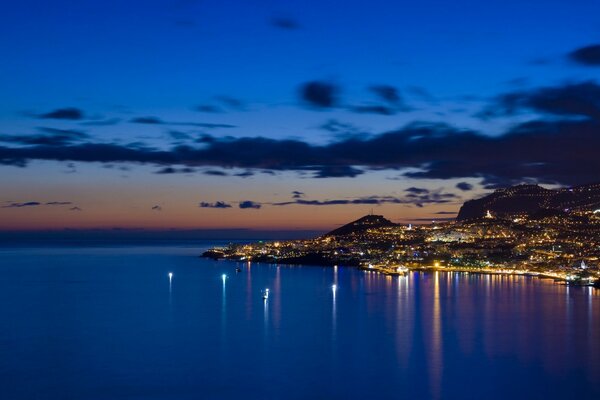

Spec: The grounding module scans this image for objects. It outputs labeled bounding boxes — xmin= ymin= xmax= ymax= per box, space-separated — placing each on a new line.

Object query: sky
xmin=1 ymin=0 xmax=600 ymax=234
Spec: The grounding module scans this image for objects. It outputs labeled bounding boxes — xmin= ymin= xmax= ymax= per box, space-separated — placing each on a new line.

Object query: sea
xmin=0 ymin=242 xmax=598 ymax=399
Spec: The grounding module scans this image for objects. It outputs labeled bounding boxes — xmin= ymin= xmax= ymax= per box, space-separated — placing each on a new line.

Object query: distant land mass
xmin=457 ymin=182 xmax=600 ymax=221
xmin=325 ymin=214 xmax=397 ymax=236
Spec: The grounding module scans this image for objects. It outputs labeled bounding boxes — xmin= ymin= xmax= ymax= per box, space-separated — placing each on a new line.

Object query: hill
xmin=457 ymin=182 xmax=600 ymax=220
xmin=325 ymin=214 xmax=397 ymax=236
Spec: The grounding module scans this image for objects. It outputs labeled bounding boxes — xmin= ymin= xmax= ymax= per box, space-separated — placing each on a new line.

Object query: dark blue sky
xmin=1 ymin=0 xmax=600 ymax=230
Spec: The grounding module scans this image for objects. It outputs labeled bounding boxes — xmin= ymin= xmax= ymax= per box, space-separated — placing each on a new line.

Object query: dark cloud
xmin=456 ymin=182 xmax=473 ymax=191
xmin=239 ymin=200 xmax=261 ymax=209
xmin=406 ymin=187 xmax=429 ymax=194
xmin=2 ymin=201 xmax=41 ymax=208
xmin=38 ymin=107 xmax=84 ymax=120
xmin=196 ymin=105 xmax=222 ymax=113
xmin=151 ymin=205 xmax=162 ymax=211
xmin=234 ymin=170 xmax=254 ymax=178
xmin=299 ymin=81 xmax=339 ymax=108
xmin=569 ymin=44 xmax=600 ymax=66
xmin=130 ymin=116 xmax=163 ymax=124
xmin=348 ymin=85 xmax=411 ymax=115
xmin=200 ymin=201 xmax=232 ymax=209
xmin=272 ymin=191 xmax=457 ymax=208
xmin=204 ymin=169 xmax=228 ymax=176
xmin=0 ymin=127 xmax=87 ymax=146
xmin=349 ymin=105 xmax=396 ymax=115
xmin=2 ymin=200 xmax=77 ymax=209
xmin=292 ymin=191 xmax=304 ymax=199
xmin=3 ymin=116 xmax=600 ymax=186
xmin=271 ymin=17 xmax=300 ymax=30
xmin=155 ymin=167 xmax=195 ymax=174
xmin=313 ymin=165 xmax=363 ymax=178
xmin=130 ymin=116 xmax=235 ymax=128
xmin=435 ymin=211 xmax=458 ymax=215
xmin=69 ymin=206 xmax=82 ymax=211
xmin=481 ymin=81 xmax=600 ymax=120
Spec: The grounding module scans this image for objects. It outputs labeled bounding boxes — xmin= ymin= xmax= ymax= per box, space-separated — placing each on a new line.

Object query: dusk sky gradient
xmin=1 ymin=0 xmax=600 ymax=233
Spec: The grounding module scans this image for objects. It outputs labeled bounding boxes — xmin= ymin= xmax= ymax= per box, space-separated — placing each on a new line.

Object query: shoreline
xmin=203 ymin=254 xmax=599 ymax=288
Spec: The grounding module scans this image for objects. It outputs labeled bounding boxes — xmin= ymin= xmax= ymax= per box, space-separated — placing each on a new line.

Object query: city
xmin=204 ymin=185 xmax=600 ymax=287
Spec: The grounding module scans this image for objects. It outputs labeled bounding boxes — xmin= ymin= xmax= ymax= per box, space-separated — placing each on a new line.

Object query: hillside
xmin=325 ymin=214 xmax=397 ymax=236
xmin=457 ymin=182 xmax=600 ymax=220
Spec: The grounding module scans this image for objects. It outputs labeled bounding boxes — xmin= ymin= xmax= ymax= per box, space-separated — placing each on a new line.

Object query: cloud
xmin=200 ymin=201 xmax=232 ymax=208
xmin=481 ymin=81 xmax=600 ymax=120
xmin=292 ymin=191 xmax=304 ymax=198
xmin=435 ymin=211 xmax=458 ymax=215
xmin=456 ymin=182 xmax=473 ymax=191
xmin=130 ymin=116 xmax=163 ymax=124
xmin=569 ymin=44 xmax=600 ymax=66
xmin=319 ymin=119 xmax=358 ymax=133
xmin=271 ymin=17 xmax=300 ymax=30
xmin=313 ymin=165 xmax=363 ymax=178
xmin=3 ymin=116 xmax=600 ymax=186
xmin=0 ymin=128 xmax=87 ymax=146
xmin=239 ymin=200 xmax=261 ymax=209
xmin=272 ymin=191 xmax=457 ymax=208
xmin=203 ymin=169 xmax=228 ymax=176
xmin=38 ymin=107 xmax=84 ymax=120
xmin=2 ymin=201 xmax=41 ymax=208
xmin=234 ymin=170 xmax=254 ymax=178
xmin=154 ymin=167 xmax=195 ymax=174
xmin=347 ymin=85 xmax=412 ymax=115
xmin=2 ymin=201 xmax=76 ymax=208
xmin=299 ymin=81 xmax=339 ymax=108
xmin=405 ymin=187 xmax=429 ymax=194
xmin=151 ymin=205 xmax=162 ymax=211
xmin=69 ymin=206 xmax=82 ymax=211
xmin=349 ymin=105 xmax=397 ymax=115
xmin=130 ymin=116 xmax=235 ymax=128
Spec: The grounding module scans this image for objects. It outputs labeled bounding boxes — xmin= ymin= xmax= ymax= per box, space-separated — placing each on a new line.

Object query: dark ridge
xmin=457 ymin=182 xmax=600 ymax=220
xmin=325 ymin=214 xmax=397 ymax=237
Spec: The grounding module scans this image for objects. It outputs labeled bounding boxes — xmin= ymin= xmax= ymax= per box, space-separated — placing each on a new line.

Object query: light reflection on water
xmin=0 ymin=246 xmax=599 ymax=400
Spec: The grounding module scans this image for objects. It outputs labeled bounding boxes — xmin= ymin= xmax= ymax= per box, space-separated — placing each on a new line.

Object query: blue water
xmin=0 ymin=244 xmax=598 ymax=400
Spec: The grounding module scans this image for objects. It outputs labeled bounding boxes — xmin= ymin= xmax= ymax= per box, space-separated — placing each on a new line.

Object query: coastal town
xmin=204 ymin=185 xmax=600 ymax=287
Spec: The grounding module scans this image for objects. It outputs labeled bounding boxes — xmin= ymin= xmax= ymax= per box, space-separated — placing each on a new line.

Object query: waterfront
xmin=0 ymin=244 xmax=599 ymax=399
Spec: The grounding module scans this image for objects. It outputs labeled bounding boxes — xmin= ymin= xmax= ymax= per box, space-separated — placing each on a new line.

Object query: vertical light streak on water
xmin=429 ymin=271 xmax=443 ymax=400
xmin=394 ymin=273 xmax=412 ymax=368
xmin=332 ymin=266 xmax=338 ymax=340
xmin=263 ymin=296 xmax=269 ymax=337
xmin=221 ymin=274 xmax=227 ymax=331
xmin=168 ymin=272 xmax=173 ymax=305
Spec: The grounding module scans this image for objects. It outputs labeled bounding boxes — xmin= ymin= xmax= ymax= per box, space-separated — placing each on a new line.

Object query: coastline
xmin=202 ymin=253 xmax=600 ymax=288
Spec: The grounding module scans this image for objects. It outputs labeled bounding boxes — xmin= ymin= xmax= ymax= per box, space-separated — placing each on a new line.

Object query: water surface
xmin=0 ymin=245 xmax=598 ymax=399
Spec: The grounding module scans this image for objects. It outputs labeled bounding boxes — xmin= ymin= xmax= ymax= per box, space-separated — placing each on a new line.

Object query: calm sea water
xmin=0 ymin=244 xmax=598 ymax=400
